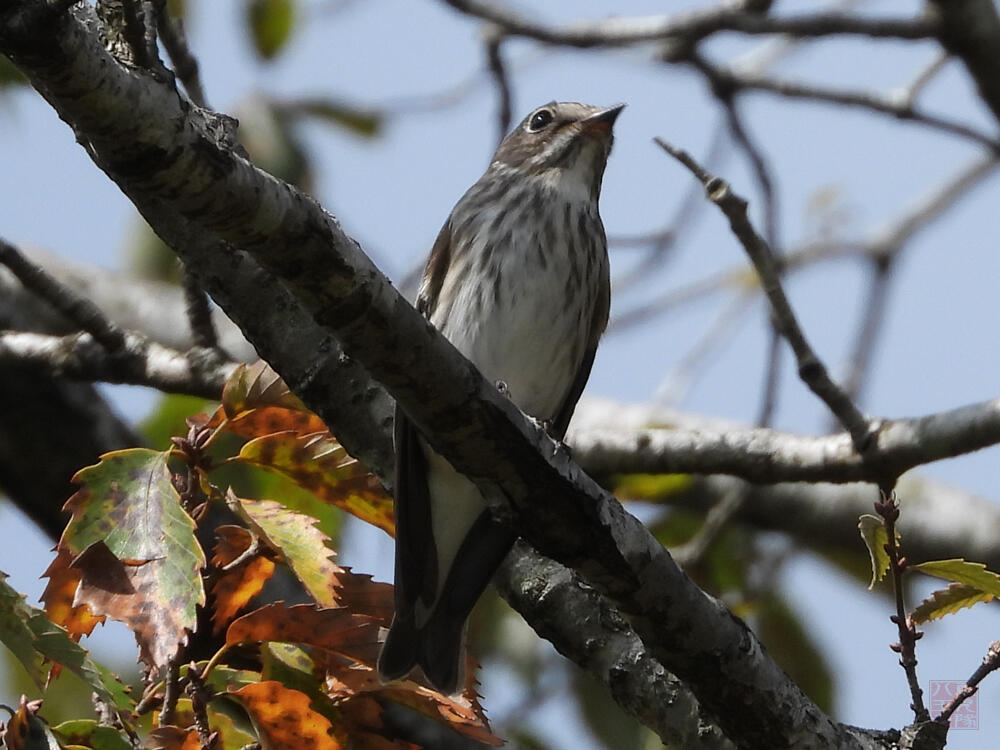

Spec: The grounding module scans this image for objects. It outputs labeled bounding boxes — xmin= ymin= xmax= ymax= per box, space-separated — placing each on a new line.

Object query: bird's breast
xmin=432 ymin=198 xmax=607 ymax=420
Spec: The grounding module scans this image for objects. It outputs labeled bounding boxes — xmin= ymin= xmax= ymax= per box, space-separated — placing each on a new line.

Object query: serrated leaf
xmin=237 ymin=432 xmax=393 ymax=535
xmin=226 ymin=603 xmax=380 ymax=666
xmin=60 ymin=449 xmax=206 ymax=672
xmin=913 ymin=558 xmax=1000 ymax=596
xmin=51 ymin=719 xmax=133 ymax=750
xmin=230 ymin=682 xmax=341 ymax=750
xmin=0 ymin=575 xmax=133 ymax=710
xmin=210 ymin=525 xmax=277 ymax=634
xmin=0 ymin=574 xmax=47 ymax=689
xmin=41 ymin=549 xmax=105 ymax=641
xmin=228 ymin=494 xmax=344 ymax=606
xmin=214 ymin=361 xmax=327 ymax=439
xmin=858 ymin=514 xmax=892 ymax=589
xmin=246 ymin=0 xmax=296 ymax=60
xmin=911 ymin=583 xmax=995 ymax=624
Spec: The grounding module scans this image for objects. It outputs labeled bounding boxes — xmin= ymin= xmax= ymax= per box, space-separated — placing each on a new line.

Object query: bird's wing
xmin=550 ymin=259 xmax=610 ymax=439
xmin=416 ymin=220 xmax=453 ymax=317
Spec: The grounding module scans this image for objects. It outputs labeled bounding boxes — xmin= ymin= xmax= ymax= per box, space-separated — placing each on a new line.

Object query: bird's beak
xmin=580 ymin=104 xmax=626 ymax=135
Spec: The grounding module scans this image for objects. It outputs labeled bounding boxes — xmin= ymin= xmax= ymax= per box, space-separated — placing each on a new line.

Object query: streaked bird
xmin=378 ymin=101 xmax=622 ymax=695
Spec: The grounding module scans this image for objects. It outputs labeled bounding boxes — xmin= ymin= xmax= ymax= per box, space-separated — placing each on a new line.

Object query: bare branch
xmin=697 ymin=62 xmax=1000 ymax=152
xmin=440 ymin=0 xmax=938 ymax=47
xmin=0 ymin=330 xmax=235 ymax=398
xmin=936 ymin=640 xmax=1000 ymax=723
xmin=483 ymin=26 xmax=512 ymax=145
xmin=655 ymin=138 xmax=874 ymax=451
xmin=0 ymin=237 xmax=129 ymax=353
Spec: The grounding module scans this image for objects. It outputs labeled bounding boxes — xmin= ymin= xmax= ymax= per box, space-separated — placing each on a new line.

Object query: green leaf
xmin=0 ymin=572 xmax=48 ymax=689
xmin=236 ymin=432 xmax=394 ymax=535
xmin=295 ymin=99 xmax=382 ymax=138
xmin=61 ymin=449 xmax=205 ymax=671
xmin=0 ymin=575 xmax=133 ymax=710
xmin=858 ymin=514 xmax=891 ymax=589
xmin=911 ymin=583 xmax=994 ymax=624
xmin=912 ymin=558 xmax=1000 ymax=596
xmin=228 ymin=493 xmax=343 ymax=607
xmin=247 ymin=0 xmax=295 ymax=59
xmin=610 ymin=473 xmax=694 ymax=502
xmin=51 ymin=719 xmax=133 ymax=750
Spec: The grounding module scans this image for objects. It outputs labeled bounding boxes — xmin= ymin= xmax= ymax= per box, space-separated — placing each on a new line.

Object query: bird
xmin=377 ymin=101 xmax=622 ymax=695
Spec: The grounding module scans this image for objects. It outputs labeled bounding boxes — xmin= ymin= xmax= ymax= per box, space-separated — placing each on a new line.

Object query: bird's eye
xmin=527 ymin=109 xmax=554 ymax=132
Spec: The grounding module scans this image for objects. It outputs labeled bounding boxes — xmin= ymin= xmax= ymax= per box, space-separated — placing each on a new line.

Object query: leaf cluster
xmin=0 ymin=363 xmax=499 ymax=749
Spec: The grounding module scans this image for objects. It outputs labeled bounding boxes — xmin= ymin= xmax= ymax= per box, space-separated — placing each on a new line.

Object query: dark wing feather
xmin=416 ymin=220 xmax=452 ymax=317
xmin=550 ymin=260 xmax=610 ymax=439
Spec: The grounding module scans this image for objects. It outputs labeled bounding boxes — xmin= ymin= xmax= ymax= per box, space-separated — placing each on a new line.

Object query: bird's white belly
xmin=434 ymin=236 xmax=592 ymax=420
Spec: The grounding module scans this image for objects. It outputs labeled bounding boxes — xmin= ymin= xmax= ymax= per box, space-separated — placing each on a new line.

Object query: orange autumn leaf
xmin=226 ymin=603 xmax=380 ymax=666
xmin=146 ymin=726 xmax=202 ymax=750
xmin=210 ymin=525 xmax=277 ymax=634
xmin=208 ymin=361 xmax=327 ymax=439
xmin=331 ymin=568 xmax=394 ymax=626
xmin=230 ymin=682 xmax=341 ymax=750
xmin=236 ymin=432 xmax=394 ymax=535
xmin=41 ymin=547 xmax=104 ymax=640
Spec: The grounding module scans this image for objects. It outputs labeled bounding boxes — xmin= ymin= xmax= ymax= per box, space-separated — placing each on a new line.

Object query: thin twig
xmin=182 ymin=270 xmax=221 ymax=350
xmin=710 ymin=65 xmax=1000 ymax=152
xmin=483 ymin=26 xmax=513 ymax=145
xmin=896 ymin=50 xmax=950 ymax=109
xmin=159 ymin=659 xmax=182 ymax=727
xmin=0 ymin=238 xmax=128 ymax=353
xmin=838 ymin=256 xmax=893 ymax=407
xmin=876 ymin=493 xmax=929 ymax=721
xmin=936 ymin=640 xmax=1000 ymax=723
xmin=654 ymin=138 xmax=874 ymax=450
xmin=156 ymin=0 xmax=208 ymax=106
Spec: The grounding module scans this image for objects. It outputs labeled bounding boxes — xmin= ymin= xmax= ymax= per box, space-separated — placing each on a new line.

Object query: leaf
xmin=912 ymin=583 xmax=995 ymax=624
xmin=247 ymin=0 xmax=296 ymax=59
xmin=213 ymin=361 xmax=327 ymax=439
xmin=0 ymin=574 xmax=47 ymax=689
xmin=139 ymin=394 xmax=214 ymax=448
xmin=228 ymin=494 xmax=344 ymax=607
xmin=294 ymin=99 xmax=382 ymax=138
xmin=610 ymin=473 xmax=694 ymax=502
xmin=51 ymin=719 xmax=133 ymax=750
xmin=60 ymin=449 xmax=206 ymax=672
xmin=40 ymin=548 xmax=105 ymax=641
xmin=226 ymin=603 xmax=380 ymax=665
xmin=912 ymin=558 xmax=1000 ymax=596
xmin=331 ymin=568 xmax=395 ymax=625
xmin=237 ymin=432 xmax=393 ymax=535
xmin=146 ymin=726 xmax=201 ymax=750
xmin=0 ymin=696 xmax=60 ymax=750
xmin=230 ymin=682 xmax=341 ymax=750
xmin=210 ymin=525 xmax=277 ymax=634
xmin=858 ymin=514 xmax=892 ymax=589
xmin=0 ymin=575 xmax=133 ymax=710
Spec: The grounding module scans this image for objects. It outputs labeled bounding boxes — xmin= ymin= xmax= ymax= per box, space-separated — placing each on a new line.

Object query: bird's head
xmin=491 ymin=101 xmax=625 ymax=201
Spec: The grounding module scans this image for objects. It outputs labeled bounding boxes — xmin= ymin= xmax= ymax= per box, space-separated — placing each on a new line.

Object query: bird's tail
xmin=377 ymin=609 xmax=466 ymax=697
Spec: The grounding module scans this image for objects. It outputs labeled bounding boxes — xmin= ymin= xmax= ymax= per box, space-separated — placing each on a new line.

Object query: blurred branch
xmin=483 ymin=26 xmax=512 ymax=145
xmin=698 ymin=63 xmax=1000 ymax=152
xmin=936 ymin=640 xmax=1000 ymax=724
xmin=0 ymin=330 xmax=235 ymax=398
xmin=440 ymin=1 xmax=938 ymax=47
xmin=572 ymin=393 xmax=1000 ymax=484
